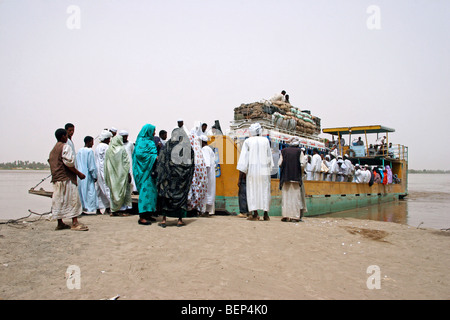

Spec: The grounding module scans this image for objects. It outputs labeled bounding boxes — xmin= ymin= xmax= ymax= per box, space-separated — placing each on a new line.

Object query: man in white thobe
xmin=237 ymin=123 xmax=273 ymax=221
xmin=311 ymin=148 xmax=322 ymax=181
xmin=201 ymin=135 xmax=216 ymax=216
xmin=354 ymin=164 xmax=364 ymax=183
xmin=76 ymin=136 xmax=98 ymax=214
xmin=65 ymin=123 xmax=77 ymax=168
xmin=119 ymin=130 xmax=137 ymax=194
xmin=344 ymin=154 xmax=354 ymax=182
xmin=95 ymin=130 xmax=112 ymax=214
xmin=305 ymin=155 xmax=313 ymax=181
xmin=363 ymin=165 xmax=371 ymax=183
xmin=330 ymin=158 xmax=347 ymax=182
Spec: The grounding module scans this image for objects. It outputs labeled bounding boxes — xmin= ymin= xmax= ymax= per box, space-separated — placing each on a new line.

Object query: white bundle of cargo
xmin=233 ymin=100 xmax=321 ymax=136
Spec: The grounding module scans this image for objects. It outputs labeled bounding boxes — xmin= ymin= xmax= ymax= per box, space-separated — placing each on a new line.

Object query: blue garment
xmin=76 ymin=147 xmax=98 ymax=212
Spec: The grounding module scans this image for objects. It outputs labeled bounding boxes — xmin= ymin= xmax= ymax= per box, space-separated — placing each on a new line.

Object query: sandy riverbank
xmin=0 ymin=213 xmax=449 ymax=300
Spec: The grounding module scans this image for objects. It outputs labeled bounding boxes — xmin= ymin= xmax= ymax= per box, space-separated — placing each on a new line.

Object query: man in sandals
xmin=48 ymin=128 xmax=88 ymax=231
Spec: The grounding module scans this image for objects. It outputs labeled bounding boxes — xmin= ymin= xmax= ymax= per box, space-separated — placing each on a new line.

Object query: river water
xmin=0 ymin=171 xmax=449 ymax=230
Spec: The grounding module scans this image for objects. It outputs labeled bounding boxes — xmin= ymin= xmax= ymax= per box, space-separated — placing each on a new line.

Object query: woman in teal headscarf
xmin=133 ymin=124 xmax=158 ymax=225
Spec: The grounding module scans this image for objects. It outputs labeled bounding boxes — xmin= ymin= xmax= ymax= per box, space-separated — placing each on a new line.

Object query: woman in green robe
xmin=133 ymin=124 xmax=158 ymax=225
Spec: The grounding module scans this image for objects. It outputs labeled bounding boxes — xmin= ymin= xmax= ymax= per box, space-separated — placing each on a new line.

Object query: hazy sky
xmin=0 ymin=0 xmax=449 ymax=170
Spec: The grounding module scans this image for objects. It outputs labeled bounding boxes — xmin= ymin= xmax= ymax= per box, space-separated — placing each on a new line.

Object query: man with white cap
xmin=343 ymin=154 xmax=354 ymax=182
xmin=200 ymin=135 xmax=216 ymax=216
xmin=354 ymin=163 xmax=364 ymax=183
xmin=310 ymin=148 xmax=322 ymax=181
xmin=330 ymin=156 xmax=347 ymax=182
xmin=236 ymin=123 xmax=274 ymax=221
xmin=119 ymin=130 xmax=137 ymax=195
xmin=95 ymin=130 xmax=112 ymax=214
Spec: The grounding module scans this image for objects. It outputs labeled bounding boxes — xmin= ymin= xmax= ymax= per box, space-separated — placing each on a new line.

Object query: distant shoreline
xmin=0 ymin=168 xmax=449 ymax=173
xmin=409 ymin=170 xmax=450 ymax=174
xmin=0 ymin=168 xmax=50 ymax=171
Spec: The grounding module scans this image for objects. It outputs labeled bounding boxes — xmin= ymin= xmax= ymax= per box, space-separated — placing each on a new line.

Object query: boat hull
xmin=216 ymin=180 xmax=405 ymax=216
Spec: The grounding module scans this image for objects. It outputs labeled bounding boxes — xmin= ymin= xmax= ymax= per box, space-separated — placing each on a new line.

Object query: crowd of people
xmin=303 ymin=151 xmax=397 ymax=185
xmin=48 ymin=119 xmax=401 ymax=231
xmin=48 ymin=120 xmax=216 ymax=231
xmin=235 ymin=123 xmax=401 ymax=224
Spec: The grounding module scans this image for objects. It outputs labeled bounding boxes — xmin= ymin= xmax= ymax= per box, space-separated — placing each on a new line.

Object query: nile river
xmin=0 ymin=170 xmax=449 ymax=230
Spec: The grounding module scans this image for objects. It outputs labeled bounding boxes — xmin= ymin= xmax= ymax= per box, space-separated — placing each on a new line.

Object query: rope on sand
xmin=0 ymin=209 xmax=52 ymax=227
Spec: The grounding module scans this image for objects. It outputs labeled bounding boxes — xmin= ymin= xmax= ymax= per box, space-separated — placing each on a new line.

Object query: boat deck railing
xmin=349 ymin=143 xmax=408 ymax=162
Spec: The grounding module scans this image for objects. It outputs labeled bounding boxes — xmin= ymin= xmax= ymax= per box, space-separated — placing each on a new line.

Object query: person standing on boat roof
xmin=237 ymin=122 xmax=274 ymax=221
xmin=311 ymin=148 xmax=322 ymax=181
xmin=48 ymin=128 xmax=88 ymax=231
xmin=279 ymin=137 xmax=307 ymax=222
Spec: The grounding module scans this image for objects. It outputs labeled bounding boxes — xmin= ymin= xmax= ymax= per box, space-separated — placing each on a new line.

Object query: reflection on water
xmin=319 ymin=200 xmax=409 ymax=225
xmin=319 ymin=174 xmax=450 ymax=230
xmin=1 ymin=171 xmax=450 ymax=230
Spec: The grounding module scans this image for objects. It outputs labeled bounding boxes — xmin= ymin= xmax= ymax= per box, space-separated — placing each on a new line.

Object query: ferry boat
xmin=29 ymin=101 xmax=408 ymax=217
xmin=209 ymin=101 xmax=408 ymax=217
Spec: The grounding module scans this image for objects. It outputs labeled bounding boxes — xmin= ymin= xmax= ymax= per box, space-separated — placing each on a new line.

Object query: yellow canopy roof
xmin=322 ymin=125 xmax=395 ymax=135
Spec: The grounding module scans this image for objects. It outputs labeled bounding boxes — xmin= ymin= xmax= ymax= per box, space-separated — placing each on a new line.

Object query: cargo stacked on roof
xmin=233 ymin=100 xmax=321 ymax=136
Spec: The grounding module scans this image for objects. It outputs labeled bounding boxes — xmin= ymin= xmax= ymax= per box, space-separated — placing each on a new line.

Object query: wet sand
xmin=0 ymin=213 xmax=449 ymax=300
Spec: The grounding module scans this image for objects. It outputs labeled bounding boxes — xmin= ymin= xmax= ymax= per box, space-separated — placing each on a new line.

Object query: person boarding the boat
xmin=236 ymin=122 xmax=273 ymax=221
xmin=76 ymin=136 xmax=98 ymax=214
xmin=48 ymin=128 xmax=88 ymax=231
xmin=278 ymin=137 xmax=307 ymax=222
xmin=330 ymin=156 xmax=347 ymax=182
xmin=343 ymin=154 xmax=354 ymax=182
xmin=95 ymin=130 xmax=112 ymax=215
xmin=305 ymin=155 xmax=313 ymax=181
xmin=310 ymin=148 xmax=322 ymax=181
xmin=353 ymin=164 xmax=364 ymax=183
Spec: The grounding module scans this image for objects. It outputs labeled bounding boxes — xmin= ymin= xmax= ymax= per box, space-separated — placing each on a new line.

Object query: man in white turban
xmin=119 ymin=129 xmax=137 ymax=194
xmin=237 ymin=123 xmax=274 ymax=221
xmin=95 ymin=130 xmax=112 ymax=214
xmin=200 ymin=135 xmax=216 ymax=216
